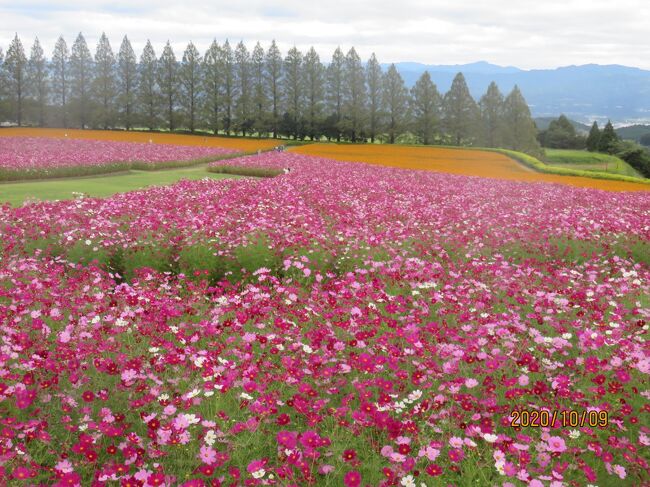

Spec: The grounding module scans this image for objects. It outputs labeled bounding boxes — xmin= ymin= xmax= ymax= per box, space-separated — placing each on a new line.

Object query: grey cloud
xmin=0 ymin=0 xmax=647 ymax=69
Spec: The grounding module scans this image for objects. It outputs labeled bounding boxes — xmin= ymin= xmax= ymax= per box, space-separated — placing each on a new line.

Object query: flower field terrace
xmin=0 ymin=137 xmax=240 ymax=181
xmin=0 ymin=127 xmax=283 ymax=152
xmin=292 ymin=143 xmax=650 ymax=192
xmin=0 ymin=152 xmax=649 ymax=486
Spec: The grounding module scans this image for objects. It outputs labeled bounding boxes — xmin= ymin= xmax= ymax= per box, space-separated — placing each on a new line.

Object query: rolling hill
xmin=388 ymin=62 xmax=650 ymax=125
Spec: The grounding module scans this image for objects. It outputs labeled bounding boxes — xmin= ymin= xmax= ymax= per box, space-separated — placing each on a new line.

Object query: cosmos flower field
xmin=0 ymin=149 xmax=649 ymax=486
xmin=0 ymin=137 xmax=238 ymax=180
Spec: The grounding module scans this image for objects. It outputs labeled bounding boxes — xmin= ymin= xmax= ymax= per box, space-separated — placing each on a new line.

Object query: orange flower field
xmin=0 ymin=128 xmax=280 ymax=153
xmin=292 ymin=143 xmax=650 ymax=192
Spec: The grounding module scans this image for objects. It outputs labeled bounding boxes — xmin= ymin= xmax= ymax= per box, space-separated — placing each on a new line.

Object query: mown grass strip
xmin=492 ymin=148 xmax=650 ymax=185
xmin=0 ymin=167 xmax=239 ymax=207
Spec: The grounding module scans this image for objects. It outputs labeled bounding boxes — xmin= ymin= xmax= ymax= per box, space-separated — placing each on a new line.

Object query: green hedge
xmin=0 ymin=163 xmax=132 ymax=182
xmin=207 ymin=165 xmax=283 ymax=178
xmin=491 ymin=148 xmax=650 ymax=185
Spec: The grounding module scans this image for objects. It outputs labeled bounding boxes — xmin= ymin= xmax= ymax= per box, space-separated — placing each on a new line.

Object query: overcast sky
xmin=0 ymin=0 xmax=648 ymax=70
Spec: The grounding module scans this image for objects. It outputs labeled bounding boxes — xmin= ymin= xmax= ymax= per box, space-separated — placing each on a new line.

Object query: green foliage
xmin=498 ymin=236 xmax=650 ymax=266
xmin=598 ymin=120 xmax=619 ymax=153
xmin=640 ymin=133 xmax=650 ymax=147
xmin=178 ymin=242 xmax=227 ymax=283
xmin=0 ymin=162 xmax=131 ymax=181
xmin=22 ymin=236 xmax=63 ymax=258
xmin=502 ymin=86 xmax=542 ymax=156
xmin=233 ymin=234 xmax=281 ymax=276
xmin=382 ymin=64 xmax=410 ymax=144
xmin=538 ymin=114 xmax=586 ymax=149
xmin=122 ymin=242 xmax=174 ymax=281
xmin=586 ymin=122 xmax=601 ymax=151
xmin=614 ymin=140 xmax=650 ymax=178
xmin=410 ymin=71 xmax=441 ymax=145
xmin=66 ymin=240 xmax=111 ymax=267
xmin=69 ymin=33 xmax=93 ymax=128
xmin=478 ymin=81 xmax=504 ymax=148
xmin=442 ymin=72 xmax=479 ymax=146
xmin=207 ymin=165 xmax=282 ymax=177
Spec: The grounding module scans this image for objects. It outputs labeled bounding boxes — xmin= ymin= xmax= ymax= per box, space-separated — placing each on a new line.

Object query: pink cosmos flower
xmin=344 ymin=470 xmax=361 ymax=487
xmin=448 ymin=448 xmax=464 ymax=462
xmin=547 ymin=436 xmax=567 ymax=453
xmin=449 ymin=436 xmax=464 ymax=448
xmin=276 ymin=430 xmax=297 ymax=449
xmin=199 ymin=445 xmax=217 ymax=465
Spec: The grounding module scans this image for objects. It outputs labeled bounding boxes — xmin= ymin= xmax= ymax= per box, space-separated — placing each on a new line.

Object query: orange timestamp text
xmin=510 ymin=409 xmax=609 ymax=428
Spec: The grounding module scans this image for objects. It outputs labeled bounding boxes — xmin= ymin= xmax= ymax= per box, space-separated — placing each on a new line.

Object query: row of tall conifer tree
xmin=0 ymin=33 xmax=540 ymax=153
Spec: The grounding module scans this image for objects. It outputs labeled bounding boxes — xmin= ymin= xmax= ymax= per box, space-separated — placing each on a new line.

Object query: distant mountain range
xmin=387 ymin=62 xmax=650 ymax=125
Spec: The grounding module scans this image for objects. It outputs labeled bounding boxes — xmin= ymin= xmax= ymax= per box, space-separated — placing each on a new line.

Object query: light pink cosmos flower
xmin=199 ymin=445 xmax=217 ymax=465
xmin=546 ymin=436 xmax=567 ymax=453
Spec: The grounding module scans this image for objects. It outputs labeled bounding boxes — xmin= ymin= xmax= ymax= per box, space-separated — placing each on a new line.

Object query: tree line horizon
xmin=0 ymin=33 xmax=540 ymax=154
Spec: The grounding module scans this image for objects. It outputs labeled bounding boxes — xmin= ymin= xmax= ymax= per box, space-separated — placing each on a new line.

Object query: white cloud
xmin=0 ymin=0 xmax=648 ymax=69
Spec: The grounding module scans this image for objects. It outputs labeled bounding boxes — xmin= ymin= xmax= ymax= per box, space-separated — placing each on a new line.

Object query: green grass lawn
xmin=544 ymin=149 xmax=644 ymax=178
xmin=0 ymin=166 xmax=240 ymax=207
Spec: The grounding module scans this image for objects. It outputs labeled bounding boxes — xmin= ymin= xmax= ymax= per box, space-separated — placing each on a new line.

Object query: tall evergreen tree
xmin=51 ymin=36 xmax=69 ymax=127
xmin=410 ymin=71 xmax=441 ymax=145
xmin=117 ymin=36 xmax=137 ymax=129
xmin=442 ymin=72 xmax=478 ymax=145
xmin=282 ymin=46 xmax=303 ymax=138
xmin=326 ymin=47 xmax=345 ymax=141
xmin=221 ymin=40 xmax=235 ymax=135
xmin=586 ymin=121 xmax=601 ymax=152
xmin=69 ymin=32 xmax=93 ymax=128
xmin=180 ymin=41 xmax=201 ymax=132
xmin=265 ymin=40 xmax=282 ymax=138
xmin=598 ymin=120 xmax=619 ymax=153
xmin=251 ymin=42 xmax=267 ymax=136
xmin=93 ymin=33 xmax=116 ymax=129
xmin=138 ymin=40 xmax=158 ymax=130
xmin=479 ymin=81 xmax=504 ymax=148
xmin=382 ymin=64 xmax=409 ymax=144
xmin=0 ymin=47 xmax=4 ymax=120
xmin=27 ymin=38 xmax=47 ymax=127
xmin=502 ymin=85 xmax=540 ymax=154
xmin=538 ymin=114 xmax=583 ymax=149
xmin=234 ymin=41 xmax=252 ymax=135
xmin=202 ymin=40 xmax=222 ymax=134
xmin=303 ymin=47 xmax=324 ymax=140
xmin=366 ymin=53 xmax=383 ymax=143
xmin=4 ymin=34 xmax=28 ymax=126
xmin=157 ymin=41 xmax=178 ymax=131
xmin=342 ymin=47 xmax=366 ymax=142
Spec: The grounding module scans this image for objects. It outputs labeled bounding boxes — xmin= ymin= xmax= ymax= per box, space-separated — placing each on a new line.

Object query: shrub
xmin=22 ymin=237 xmax=64 ymax=258
xmin=178 ymin=243 xmax=227 ymax=284
xmin=233 ymin=235 xmax=281 ymax=276
xmin=66 ymin=240 xmax=111 ymax=267
xmin=207 ymin=166 xmax=283 ymax=178
xmin=122 ymin=243 xmax=174 ymax=281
